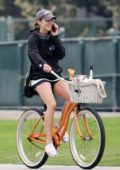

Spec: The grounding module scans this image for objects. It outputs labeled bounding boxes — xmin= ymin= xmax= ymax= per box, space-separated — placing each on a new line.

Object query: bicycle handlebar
xmin=50 ymin=70 xmax=74 ymax=85
xmin=50 ymin=70 xmax=65 ymax=81
xmin=39 ymin=64 xmax=66 ymax=81
xmin=39 ymin=64 xmax=93 ymax=81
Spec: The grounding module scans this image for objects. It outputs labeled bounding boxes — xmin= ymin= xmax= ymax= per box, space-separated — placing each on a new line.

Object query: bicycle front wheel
xmin=70 ymin=108 xmax=105 ymax=169
xmin=16 ymin=109 xmax=48 ymax=168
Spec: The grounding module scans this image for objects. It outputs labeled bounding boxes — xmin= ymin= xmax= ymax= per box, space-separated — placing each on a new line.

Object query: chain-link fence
xmin=0 ymin=36 xmax=120 ymax=111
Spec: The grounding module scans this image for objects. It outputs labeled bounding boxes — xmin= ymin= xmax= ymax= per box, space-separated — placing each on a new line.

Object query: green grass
xmin=0 ymin=117 xmax=120 ymax=166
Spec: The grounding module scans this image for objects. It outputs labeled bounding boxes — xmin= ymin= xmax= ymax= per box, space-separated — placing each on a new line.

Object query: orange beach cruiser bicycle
xmin=16 ymin=67 xmax=106 ymax=169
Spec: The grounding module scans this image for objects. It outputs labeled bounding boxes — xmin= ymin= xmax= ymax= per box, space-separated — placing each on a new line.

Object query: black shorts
xmin=31 ymin=78 xmax=59 ymax=90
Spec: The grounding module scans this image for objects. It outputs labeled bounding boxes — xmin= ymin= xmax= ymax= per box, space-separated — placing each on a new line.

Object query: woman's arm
xmin=28 ymin=34 xmax=47 ymax=68
xmin=50 ymin=23 xmax=65 ymax=59
xmin=50 ymin=35 xmax=65 ymax=59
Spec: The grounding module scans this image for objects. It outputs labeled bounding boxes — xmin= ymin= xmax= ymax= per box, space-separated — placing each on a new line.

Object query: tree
xmin=0 ymin=0 xmax=21 ymax=17
xmin=107 ymin=0 xmax=120 ymax=30
xmin=14 ymin=0 xmax=55 ymax=18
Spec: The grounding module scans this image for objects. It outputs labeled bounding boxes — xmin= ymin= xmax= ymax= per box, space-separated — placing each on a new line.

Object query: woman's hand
xmin=43 ymin=64 xmax=52 ymax=73
xmin=51 ymin=23 xmax=59 ymax=36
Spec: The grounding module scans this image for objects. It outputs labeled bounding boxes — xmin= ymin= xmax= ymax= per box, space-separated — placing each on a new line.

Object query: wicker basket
xmin=69 ymin=80 xmax=105 ymax=104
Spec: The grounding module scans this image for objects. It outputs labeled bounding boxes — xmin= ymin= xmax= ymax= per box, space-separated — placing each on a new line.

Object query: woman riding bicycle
xmin=28 ymin=9 xmax=70 ymax=157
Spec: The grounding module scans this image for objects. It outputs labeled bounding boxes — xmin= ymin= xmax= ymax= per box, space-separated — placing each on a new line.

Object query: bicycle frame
xmin=52 ymin=101 xmax=77 ymax=146
xmin=27 ymin=70 xmax=93 ymax=146
xmin=27 ymin=101 xmax=76 ymax=146
xmin=27 ymin=101 xmax=92 ymax=147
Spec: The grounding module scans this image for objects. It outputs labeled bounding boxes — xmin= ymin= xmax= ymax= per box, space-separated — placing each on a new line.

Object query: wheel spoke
xmin=16 ymin=109 xmax=48 ymax=168
xmin=70 ymin=108 xmax=105 ymax=169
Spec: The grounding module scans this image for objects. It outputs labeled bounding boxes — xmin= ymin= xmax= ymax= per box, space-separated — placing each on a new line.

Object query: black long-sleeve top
xmin=28 ymin=29 xmax=65 ymax=80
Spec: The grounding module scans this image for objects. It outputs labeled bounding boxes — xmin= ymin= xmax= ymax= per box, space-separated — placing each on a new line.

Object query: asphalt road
xmin=0 ymin=165 xmax=120 ymax=170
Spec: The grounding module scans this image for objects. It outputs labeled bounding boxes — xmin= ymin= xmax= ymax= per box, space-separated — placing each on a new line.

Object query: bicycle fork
xmin=74 ymin=108 xmax=92 ymax=140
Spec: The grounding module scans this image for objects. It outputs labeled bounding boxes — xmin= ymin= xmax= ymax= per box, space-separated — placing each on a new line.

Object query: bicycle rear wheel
xmin=16 ymin=109 xmax=48 ymax=168
xmin=70 ymin=107 xmax=105 ymax=169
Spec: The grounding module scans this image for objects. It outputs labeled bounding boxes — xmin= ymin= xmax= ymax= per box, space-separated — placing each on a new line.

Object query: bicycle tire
xmin=70 ymin=107 xmax=105 ymax=169
xmin=16 ymin=109 xmax=48 ymax=169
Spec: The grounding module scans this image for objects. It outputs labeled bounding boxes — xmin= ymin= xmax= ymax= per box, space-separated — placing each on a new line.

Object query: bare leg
xmin=54 ymin=80 xmax=70 ymax=124
xmin=35 ymin=82 xmax=56 ymax=144
xmin=54 ymin=80 xmax=70 ymax=101
xmin=53 ymin=80 xmax=70 ymax=142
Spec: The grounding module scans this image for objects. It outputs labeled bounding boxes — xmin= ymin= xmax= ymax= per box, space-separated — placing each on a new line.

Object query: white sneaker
xmin=62 ymin=132 xmax=69 ymax=143
xmin=45 ymin=143 xmax=58 ymax=157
